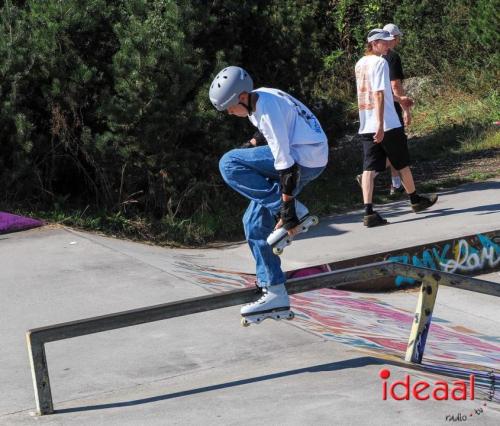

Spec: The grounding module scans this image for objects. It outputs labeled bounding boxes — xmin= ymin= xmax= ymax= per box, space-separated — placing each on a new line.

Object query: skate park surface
xmin=1 ymin=180 xmax=499 ymax=425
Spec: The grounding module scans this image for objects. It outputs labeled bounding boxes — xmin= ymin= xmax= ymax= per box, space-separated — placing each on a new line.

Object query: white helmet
xmin=209 ymin=66 xmax=253 ymax=111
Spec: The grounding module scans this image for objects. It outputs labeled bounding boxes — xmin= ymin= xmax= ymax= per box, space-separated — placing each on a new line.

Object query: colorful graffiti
xmin=387 ymin=233 xmax=500 ymax=286
xmin=173 ymin=259 xmax=256 ymax=292
xmin=288 ymin=289 xmax=500 ymax=371
xmin=173 ymin=257 xmax=500 ymax=378
xmin=442 ymin=236 xmax=500 ymax=273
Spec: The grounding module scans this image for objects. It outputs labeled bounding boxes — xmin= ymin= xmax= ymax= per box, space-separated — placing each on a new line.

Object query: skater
xmin=383 ymin=23 xmax=414 ymax=196
xmin=355 ymin=29 xmax=437 ymax=227
xmin=209 ymin=66 xmax=328 ymax=325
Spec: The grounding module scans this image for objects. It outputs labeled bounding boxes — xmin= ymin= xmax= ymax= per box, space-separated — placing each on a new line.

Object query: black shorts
xmin=360 ymin=127 xmax=410 ymax=171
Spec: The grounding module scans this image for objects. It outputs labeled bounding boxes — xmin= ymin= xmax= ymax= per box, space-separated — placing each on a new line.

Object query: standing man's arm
xmin=391 ymin=79 xmax=405 ymax=98
xmin=391 ymin=80 xmax=413 ymax=126
xmin=373 ymin=90 xmax=384 ymax=143
xmin=388 ymin=52 xmax=413 ymax=126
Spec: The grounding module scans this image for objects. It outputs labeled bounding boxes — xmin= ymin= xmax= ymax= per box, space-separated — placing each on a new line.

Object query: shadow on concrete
xmin=321 ymin=179 xmax=500 ymax=226
xmin=388 ymin=203 xmax=500 ymax=225
xmin=52 ymin=355 xmax=499 ymax=414
xmin=438 ymin=180 xmax=500 ymax=195
xmin=319 ymin=201 xmax=500 ymax=229
xmin=54 ymin=356 xmax=384 ymax=414
xmin=295 ymin=224 xmax=349 ymax=241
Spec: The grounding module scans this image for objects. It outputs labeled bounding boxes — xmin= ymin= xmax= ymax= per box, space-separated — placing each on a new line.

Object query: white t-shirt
xmin=248 ymin=88 xmax=328 ymax=170
xmin=355 ymin=55 xmax=402 ymax=134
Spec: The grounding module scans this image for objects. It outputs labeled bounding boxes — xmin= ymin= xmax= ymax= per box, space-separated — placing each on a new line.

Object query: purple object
xmin=0 ymin=212 xmax=43 ymax=234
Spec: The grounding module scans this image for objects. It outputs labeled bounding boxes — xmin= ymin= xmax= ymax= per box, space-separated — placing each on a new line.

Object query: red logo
xmin=380 ymin=369 xmax=475 ymax=401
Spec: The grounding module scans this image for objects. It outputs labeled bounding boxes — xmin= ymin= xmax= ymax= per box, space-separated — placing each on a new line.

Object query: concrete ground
xmin=0 ymin=180 xmax=499 ymax=425
xmin=178 ymin=180 xmax=500 ymax=272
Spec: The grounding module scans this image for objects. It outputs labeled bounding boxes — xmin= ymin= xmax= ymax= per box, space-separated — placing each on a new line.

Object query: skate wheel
xmin=311 ymin=216 xmax=319 ymax=225
xmin=273 ymin=247 xmax=283 ymax=256
xmin=241 ymin=318 xmax=250 ymax=327
xmin=287 ymin=312 xmax=295 ymax=320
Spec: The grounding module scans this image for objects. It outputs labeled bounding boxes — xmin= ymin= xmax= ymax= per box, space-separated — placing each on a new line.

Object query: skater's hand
xmin=275 ymin=218 xmax=300 ymax=237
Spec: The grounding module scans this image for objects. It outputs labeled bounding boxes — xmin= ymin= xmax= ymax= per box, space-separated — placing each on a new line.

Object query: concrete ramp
xmin=1 ymin=180 xmax=499 ymax=425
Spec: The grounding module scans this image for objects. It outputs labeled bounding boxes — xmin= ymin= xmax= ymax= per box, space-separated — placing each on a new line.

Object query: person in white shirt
xmin=209 ymin=66 xmax=328 ymax=324
xmin=355 ymin=29 xmax=437 ymax=227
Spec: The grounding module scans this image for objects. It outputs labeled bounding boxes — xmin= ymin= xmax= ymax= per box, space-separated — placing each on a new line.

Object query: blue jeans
xmin=219 ymin=146 xmax=325 ymax=288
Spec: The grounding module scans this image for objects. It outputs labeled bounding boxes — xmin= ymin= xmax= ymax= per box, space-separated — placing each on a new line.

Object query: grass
xmin=8 ymin=82 xmax=500 ymax=246
xmin=459 ymin=128 xmax=500 ymax=154
xmin=10 ymin=206 xmax=227 ymax=247
xmin=409 ymin=87 xmax=499 ymax=137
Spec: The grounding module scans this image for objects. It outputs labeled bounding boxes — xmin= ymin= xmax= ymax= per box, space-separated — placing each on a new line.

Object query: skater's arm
xmin=251 ymin=130 xmax=267 ymax=146
xmin=258 ymin=98 xmax=294 ymax=170
xmin=241 ymin=131 xmax=268 ymax=148
xmin=279 ymin=163 xmax=299 ymax=197
xmin=279 ymin=164 xmax=300 ymax=232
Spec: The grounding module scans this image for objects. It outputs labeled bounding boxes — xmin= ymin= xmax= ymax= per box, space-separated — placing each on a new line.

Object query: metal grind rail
xmin=26 ymin=261 xmax=500 ymax=415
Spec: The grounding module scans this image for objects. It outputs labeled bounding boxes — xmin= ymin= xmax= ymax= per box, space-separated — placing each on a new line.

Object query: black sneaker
xmin=355 ymin=174 xmax=362 ymax=187
xmin=363 ymin=211 xmax=388 ymax=227
xmin=412 ymin=194 xmax=438 ymax=213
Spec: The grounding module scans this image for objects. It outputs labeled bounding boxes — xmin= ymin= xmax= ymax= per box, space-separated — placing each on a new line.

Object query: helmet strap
xmin=238 ymin=92 xmax=254 ymax=115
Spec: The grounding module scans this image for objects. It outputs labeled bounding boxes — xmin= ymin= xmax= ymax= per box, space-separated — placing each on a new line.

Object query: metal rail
xmin=26 ymin=261 xmax=499 ymax=415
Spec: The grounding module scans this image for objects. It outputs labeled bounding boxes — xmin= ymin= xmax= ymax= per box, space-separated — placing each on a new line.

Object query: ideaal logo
xmin=379 ymin=369 xmax=490 ymax=422
xmin=379 ymin=369 xmax=475 ymax=401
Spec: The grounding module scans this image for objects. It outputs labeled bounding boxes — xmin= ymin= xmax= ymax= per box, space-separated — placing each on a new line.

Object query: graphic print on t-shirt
xmin=276 ymin=90 xmax=323 ymax=134
xmin=355 ymin=64 xmax=374 ymax=111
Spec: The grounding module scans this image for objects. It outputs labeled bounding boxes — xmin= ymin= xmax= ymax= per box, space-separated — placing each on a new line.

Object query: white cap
xmin=383 ymin=23 xmax=403 ymax=36
xmin=367 ymin=29 xmax=394 ymax=43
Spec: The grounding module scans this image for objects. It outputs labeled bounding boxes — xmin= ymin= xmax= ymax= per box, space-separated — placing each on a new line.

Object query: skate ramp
xmin=1 ymin=180 xmax=499 ymax=425
xmin=1 ymin=228 xmax=498 ymax=425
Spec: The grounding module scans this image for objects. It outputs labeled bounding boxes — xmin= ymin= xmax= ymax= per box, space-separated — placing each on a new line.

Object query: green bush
xmin=0 ymin=0 xmax=497 ymax=243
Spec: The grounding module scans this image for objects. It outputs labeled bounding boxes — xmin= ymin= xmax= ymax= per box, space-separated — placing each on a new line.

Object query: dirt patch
xmin=411 ymin=149 xmax=500 ymax=184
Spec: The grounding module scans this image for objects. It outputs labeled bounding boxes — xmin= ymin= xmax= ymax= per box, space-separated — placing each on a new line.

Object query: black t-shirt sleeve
xmin=386 ymin=51 xmax=404 ymax=81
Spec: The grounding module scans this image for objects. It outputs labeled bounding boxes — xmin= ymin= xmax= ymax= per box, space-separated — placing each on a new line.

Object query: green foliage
xmin=394 ymin=0 xmax=499 ymax=76
xmin=0 ymin=0 xmax=497 ymax=244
